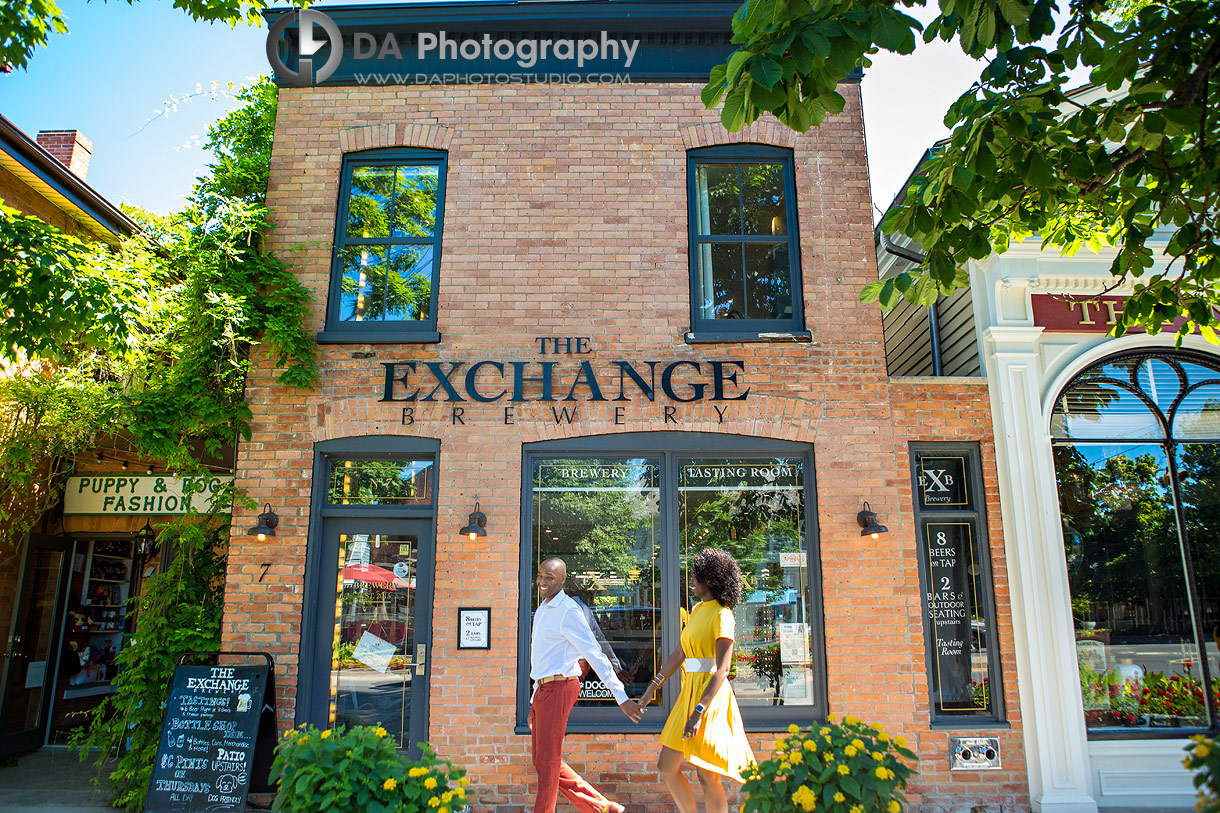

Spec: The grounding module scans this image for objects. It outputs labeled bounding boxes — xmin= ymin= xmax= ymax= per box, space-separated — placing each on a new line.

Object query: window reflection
xmin=678 ymin=458 xmax=810 ymax=707
xmin=531 ymin=459 xmax=662 ymax=707
xmin=1053 ymin=352 xmax=1220 ymax=734
xmin=330 ymin=534 xmax=417 ymax=740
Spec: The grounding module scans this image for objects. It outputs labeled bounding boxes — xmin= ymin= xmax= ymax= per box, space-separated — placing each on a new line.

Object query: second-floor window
xmin=687 ymin=145 xmax=803 ymax=337
xmin=325 ymin=149 xmax=447 ymax=340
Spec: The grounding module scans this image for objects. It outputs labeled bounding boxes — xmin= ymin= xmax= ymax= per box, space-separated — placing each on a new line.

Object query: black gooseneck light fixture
xmin=459 ymin=498 xmax=487 ymax=541
xmin=857 ymin=501 xmax=889 ymax=539
xmin=248 ymin=503 xmax=280 ymax=541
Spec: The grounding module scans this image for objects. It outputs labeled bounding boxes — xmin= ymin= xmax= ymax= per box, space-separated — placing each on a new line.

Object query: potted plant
xmin=271 ymin=724 xmax=470 ymax=813
xmin=740 ymin=716 xmax=917 ymax=813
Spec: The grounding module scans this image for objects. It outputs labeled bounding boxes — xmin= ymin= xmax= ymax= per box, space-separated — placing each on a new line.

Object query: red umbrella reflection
xmin=342 ymin=563 xmax=411 ymax=589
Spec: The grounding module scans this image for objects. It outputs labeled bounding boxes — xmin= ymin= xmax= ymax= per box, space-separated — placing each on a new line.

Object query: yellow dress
xmin=658 ymin=600 xmax=756 ymax=782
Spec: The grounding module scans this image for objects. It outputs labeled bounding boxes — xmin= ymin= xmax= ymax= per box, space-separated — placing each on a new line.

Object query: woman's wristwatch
xmin=694 ymin=703 xmax=706 ymax=715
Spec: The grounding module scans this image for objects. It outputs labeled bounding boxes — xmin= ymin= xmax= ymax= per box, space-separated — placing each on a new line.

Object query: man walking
xmin=531 ymin=557 xmax=642 ymax=813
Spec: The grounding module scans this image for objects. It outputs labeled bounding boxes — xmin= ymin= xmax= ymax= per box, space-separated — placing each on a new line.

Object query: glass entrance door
xmin=313 ymin=519 xmax=434 ymax=752
xmin=0 ymin=534 xmax=73 ymax=755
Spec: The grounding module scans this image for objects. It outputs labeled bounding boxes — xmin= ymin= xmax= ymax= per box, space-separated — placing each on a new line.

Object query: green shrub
xmin=740 ymin=716 xmax=917 ymax=813
xmin=271 ymin=724 xmax=469 ymax=813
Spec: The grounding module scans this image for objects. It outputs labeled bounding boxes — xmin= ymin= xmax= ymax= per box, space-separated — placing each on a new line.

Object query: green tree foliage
xmin=69 ymin=491 xmax=233 ymax=811
xmin=0 ymin=76 xmax=317 ymax=547
xmin=704 ymin=0 xmax=1220 ymax=342
xmin=0 ymin=0 xmax=281 ymax=72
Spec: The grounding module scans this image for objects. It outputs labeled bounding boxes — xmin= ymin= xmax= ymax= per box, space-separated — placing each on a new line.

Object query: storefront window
xmin=520 ymin=434 xmax=825 ymax=730
xmin=328 ymin=459 xmax=433 ymax=505
xmin=678 ymin=459 xmax=812 ymax=707
xmin=1052 ymin=351 xmax=1220 ymax=735
xmin=530 ymin=458 xmax=662 ymax=708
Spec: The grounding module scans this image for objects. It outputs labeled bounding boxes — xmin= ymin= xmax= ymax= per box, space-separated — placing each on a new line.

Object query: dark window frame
xmin=297 ymin=436 xmax=440 ymax=744
xmin=320 ymin=149 xmax=448 ymax=344
xmin=908 ymin=441 xmax=1007 ymax=728
xmin=516 ymin=431 xmax=826 ymax=734
xmin=686 ymin=144 xmax=806 ymax=342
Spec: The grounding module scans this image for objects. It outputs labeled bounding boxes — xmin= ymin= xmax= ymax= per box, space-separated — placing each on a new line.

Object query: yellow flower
xmin=895 ymin=736 xmax=907 ymax=747
xmin=282 ymin=730 xmax=294 ymax=739
xmin=837 ymin=764 xmax=850 ymax=775
xmin=834 ymin=792 xmax=845 ymax=803
xmin=375 ymin=727 xmax=388 ymax=738
xmin=1197 ymin=745 xmax=1211 ymax=758
xmin=440 ymin=808 xmax=450 ymax=813
xmin=458 ymin=777 xmax=470 ymax=787
xmin=774 ymin=739 xmax=787 ymax=751
xmin=1184 ymin=758 xmax=1194 ymax=769
xmin=791 ymin=785 xmax=817 ymax=812
xmin=850 ymin=738 xmax=864 ymax=749
xmin=321 ymin=730 xmax=331 ymax=739
xmin=425 ymin=777 xmax=438 ymax=790
xmin=875 ymin=766 xmax=889 ymax=779
xmin=455 ymin=787 xmax=466 ymax=799
xmin=383 ymin=778 xmax=398 ymax=792
xmin=780 ymin=760 xmax=791 ymax=770
xmin=828 ymin=713 xmax=837 ymax=722
xmin=409 ymin=767 xmax=428 ymax=778
xmin=789 ymin=751 xmax=803 ymax=764
xmin=824 ymin=753 xmax=835 ymax=763
xmin=428 ymin=798 xmax=440 ymax=808
xmin=872 ymin=722 xmax=885 ymax=732
xmin=845 ymin=715 xmax=859 ymax=725
xmin=888 ymin=801 xmax=901 ymax=813
xmin=872 ymin=751 xmax=884 ymax=761
xmin=298 ymin=736 xmax=309 ymax=746
xmin=819 ymin=727 xmax=830 ymax=736
xmin=879 ymin=732 xmax=891 ymax=742
xmin=844 ymin=745 xmax=858 ymax=757
xmin=850 ymin=807 xmax=864 ymax=813
xmin=442 ymin=791 xmax=454 ymax=803
xmin=789 ymin=724 xmax=800 ymax=734
xmin=802 ymin=739 xmax=816 ymax=751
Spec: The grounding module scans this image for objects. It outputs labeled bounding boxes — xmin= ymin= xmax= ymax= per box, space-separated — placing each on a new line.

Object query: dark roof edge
xmin=0 ymin=115 xmax=141 ymax=241
xmin=263 ymin=1 xmax=743 ymax=27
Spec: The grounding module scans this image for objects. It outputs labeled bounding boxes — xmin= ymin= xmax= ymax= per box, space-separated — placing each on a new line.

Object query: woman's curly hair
xmin=691 ymin=548 xmax=744 ymax=609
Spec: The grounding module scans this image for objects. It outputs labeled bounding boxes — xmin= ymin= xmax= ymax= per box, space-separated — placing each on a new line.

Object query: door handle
xmin=415 ymin=643 xmax=426 ymax=675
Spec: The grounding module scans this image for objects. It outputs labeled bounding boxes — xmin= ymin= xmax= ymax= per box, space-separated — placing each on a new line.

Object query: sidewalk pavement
xmin=0 ymin=747 xmax=116 ymax=812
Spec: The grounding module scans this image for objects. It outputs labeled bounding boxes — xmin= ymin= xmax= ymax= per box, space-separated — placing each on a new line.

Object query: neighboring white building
xmin=879 ymin=148 xmax=1219 ymax=811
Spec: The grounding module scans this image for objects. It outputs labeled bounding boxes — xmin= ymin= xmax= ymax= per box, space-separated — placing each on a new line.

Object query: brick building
xmin=234 ymin=2 xmax=1026 ymax=810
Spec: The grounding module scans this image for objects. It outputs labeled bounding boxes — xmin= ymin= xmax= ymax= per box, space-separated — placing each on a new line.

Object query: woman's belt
xmin=684 ymin=657 xmax=716 ymax=673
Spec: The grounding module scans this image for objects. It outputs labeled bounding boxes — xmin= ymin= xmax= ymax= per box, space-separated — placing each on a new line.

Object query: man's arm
xmin=558 ymin=605 xmax=637 ymax=716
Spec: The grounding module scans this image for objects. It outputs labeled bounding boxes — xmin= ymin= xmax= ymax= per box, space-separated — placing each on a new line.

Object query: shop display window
xmin=327 ymin=459 xmax=434 ymax=505
xmin=322 ymin=149 xmax=447 ymax=343
xmin=519 ymin=434 xmax=824 ymax=731
xmin=686 ymin=145 xmax=803 ymax=339
xmin=1051 ymin=351 xmax=1220 ymax=736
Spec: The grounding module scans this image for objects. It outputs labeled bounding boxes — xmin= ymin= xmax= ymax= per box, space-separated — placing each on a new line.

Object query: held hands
xmin=619 ymin=699 xmax=644 ymax=722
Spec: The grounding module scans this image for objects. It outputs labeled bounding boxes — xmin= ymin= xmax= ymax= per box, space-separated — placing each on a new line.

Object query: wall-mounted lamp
xmin=857 ymin=501 xmax=889 ymax=539
xmin=459 ymin=500 xmax=487 ymax=541
xmin=136 ymin=520 xmax=158 ymax=558
xmin=248 ymin=503 xmax=279 ymax=541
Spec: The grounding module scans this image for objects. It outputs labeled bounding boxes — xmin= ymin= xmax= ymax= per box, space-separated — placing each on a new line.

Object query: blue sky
xmin=1 ymin=1 xmax=983 ymax=218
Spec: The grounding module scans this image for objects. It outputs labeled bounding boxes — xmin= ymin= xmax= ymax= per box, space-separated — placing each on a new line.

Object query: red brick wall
xmin=35 ymin=129 xmax=93 ymax=181
xmin=225 ymin=82 xmax=1025 ymax=812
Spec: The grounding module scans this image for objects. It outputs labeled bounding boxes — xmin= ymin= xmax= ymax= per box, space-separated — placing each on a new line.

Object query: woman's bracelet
xmin=651 ymin=674 xmax=664 ymax=687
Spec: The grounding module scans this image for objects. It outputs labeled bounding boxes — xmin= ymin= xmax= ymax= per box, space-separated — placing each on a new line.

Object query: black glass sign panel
xmin=917 ymin=455 xmax=971 ymax=511
xmin=923 ymin=521 xmax=980 ymax=712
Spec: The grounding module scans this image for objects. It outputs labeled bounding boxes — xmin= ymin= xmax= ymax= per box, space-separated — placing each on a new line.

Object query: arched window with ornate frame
xmin=1051 ymin=350 xmax=1220 ymax=735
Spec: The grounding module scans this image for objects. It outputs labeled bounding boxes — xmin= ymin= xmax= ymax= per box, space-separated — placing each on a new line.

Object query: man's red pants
xmin=529 ymin=679 xmax=611 ymax=813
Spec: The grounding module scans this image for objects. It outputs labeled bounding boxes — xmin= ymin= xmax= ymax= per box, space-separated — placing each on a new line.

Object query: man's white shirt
xmin=530 ymin=590 xmax=628 ymax=704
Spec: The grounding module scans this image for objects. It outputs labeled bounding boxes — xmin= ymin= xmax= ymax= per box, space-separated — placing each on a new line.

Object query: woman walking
xmin=635 ymin=548 xmax=755 ymax=813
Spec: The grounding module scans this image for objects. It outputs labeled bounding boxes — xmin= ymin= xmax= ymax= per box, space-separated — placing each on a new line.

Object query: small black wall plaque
xmin=145 ymin=652 xmax=277 ymax=812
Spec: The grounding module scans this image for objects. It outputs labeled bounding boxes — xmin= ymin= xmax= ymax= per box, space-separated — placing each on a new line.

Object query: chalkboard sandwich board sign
xmin=145 ymin=652 xmax=277 ymax=813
